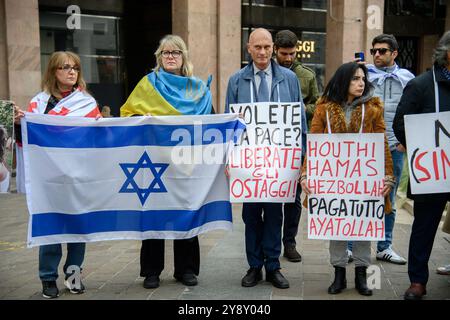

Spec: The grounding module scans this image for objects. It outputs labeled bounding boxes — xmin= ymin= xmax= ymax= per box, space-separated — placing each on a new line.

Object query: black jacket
xmin=393 ymin=65 xmax=450 ymax=202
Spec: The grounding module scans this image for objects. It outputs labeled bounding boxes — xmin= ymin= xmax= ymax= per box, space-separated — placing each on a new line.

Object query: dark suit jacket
xmin=393 ymin=64 xmax=450 ymax=202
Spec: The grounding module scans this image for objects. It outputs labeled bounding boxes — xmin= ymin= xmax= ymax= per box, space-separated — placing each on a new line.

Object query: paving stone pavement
xmin=0 ymin=194 xmax=449 ymax=300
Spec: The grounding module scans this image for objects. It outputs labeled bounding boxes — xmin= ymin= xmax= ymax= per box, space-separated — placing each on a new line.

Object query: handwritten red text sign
xmin=229 ymin=102 xmax=302 ymax=202
xmin=405 ymin=111 xmax=450 ymax=194
xmin=307 ymin=133 xmax=385 ymax=241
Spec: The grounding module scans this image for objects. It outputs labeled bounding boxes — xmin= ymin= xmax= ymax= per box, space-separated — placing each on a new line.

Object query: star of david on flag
xmin=119 ymin=151 xmax=169 ymax=205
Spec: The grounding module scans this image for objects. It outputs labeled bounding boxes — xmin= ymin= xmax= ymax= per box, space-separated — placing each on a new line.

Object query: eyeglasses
xmin=161 ymin=50 xmax=182 ymax=58
xmin=58 ymin=65 xmax=80 ymax=72
xmin=370 ymin=48 xmax=392 ymax=55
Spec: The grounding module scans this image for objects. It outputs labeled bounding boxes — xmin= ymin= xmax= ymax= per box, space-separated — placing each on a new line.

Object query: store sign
xmin=296 ymin=41 xmax=315 ymax=59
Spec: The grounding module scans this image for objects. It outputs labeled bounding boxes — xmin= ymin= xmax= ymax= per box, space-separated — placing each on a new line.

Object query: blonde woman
xmin=14 ymin=51 xmax=101 ymax=298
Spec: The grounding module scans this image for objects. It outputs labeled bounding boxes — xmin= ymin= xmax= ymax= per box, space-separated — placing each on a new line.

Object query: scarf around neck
xmin=367 ymin=63 xmax=414 ymax=89
xmin=148 ymin=69 xmax=212 ymax=115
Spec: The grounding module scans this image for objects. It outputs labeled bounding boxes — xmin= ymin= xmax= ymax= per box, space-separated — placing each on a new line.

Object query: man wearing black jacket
xmin=393 ymin=30 xmax=450 ymax=300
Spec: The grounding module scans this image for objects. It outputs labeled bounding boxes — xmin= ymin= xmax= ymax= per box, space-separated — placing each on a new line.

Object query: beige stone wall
xmin=3 ymin=0 xmax=41 ymax=109
xmin=172 ymin=0 xmax=241 ymax=113
xmin=419 ymin=35 xmax=439 ymax=73
xmin=217 ymin=0 xmax=241 ymax=113
xmin=364 ymin=0 xmax=385 ymax=60
xmin=172 ymin=0 xmax=189 ymax=43
xmin=325 ymin=0 xmax=384 ymax=82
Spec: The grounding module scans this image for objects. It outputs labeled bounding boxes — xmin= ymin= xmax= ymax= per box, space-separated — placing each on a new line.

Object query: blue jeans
xmin=377 ymin=149 xmax=404 ymax=252
xmin=348 ymin=149 xmax=404 ymax=252
xmin=39 ymin=243 xmax=86 ymax=281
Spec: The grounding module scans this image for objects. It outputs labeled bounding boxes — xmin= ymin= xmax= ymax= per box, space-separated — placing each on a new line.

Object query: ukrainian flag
xmin=121 ymin=69 xmax=212 ymax=117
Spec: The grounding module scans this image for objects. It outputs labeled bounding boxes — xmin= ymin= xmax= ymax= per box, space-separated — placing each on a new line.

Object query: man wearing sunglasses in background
xmin=358 ymin=34 xmax=415 ymax=265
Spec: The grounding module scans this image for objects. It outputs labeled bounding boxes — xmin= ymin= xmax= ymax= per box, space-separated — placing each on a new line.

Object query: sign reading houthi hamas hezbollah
xmin=228 ymin=102 xmax=302 ymax=202
xmin=22 ymin=113 xmax=245 ymax=247
xmin=306 ymin=133 xmax=386 ymax=241
xmin=405 ymin=111 xmax=450 ymax=194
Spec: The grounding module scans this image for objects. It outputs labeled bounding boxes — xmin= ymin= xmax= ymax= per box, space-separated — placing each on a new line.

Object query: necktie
xmin=257 ymin=70 xmax=270 ymax=102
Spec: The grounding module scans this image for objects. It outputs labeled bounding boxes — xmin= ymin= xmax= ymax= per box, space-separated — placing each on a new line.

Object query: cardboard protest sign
xmin=405 ymin=111 xmax=450 ymax=194
xmin=229 ymin=102 xmax=302 ymax=202
xmin=306 ymin=133 xmax=385 ymax=241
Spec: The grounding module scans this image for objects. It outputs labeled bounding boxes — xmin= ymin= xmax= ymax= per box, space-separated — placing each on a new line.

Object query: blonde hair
xmin=154 ymin=35 xmax=193 ymax=77
xmin=42 ymin=51 xmax=87 ymax=99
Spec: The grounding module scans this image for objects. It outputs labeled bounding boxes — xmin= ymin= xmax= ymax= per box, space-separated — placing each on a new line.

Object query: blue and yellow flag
xmin=121 ymin=70 xmax=212 ymax=117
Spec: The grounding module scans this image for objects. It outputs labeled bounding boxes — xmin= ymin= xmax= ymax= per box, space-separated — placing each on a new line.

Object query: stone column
xmin=172 ymin=0 xmax=241 ymax=113
xmin=217 ymin=0 xmax=241 ymax=113
xmin=172 ymin=0 xmax=217 ymax=109
xmin=325 ymin=0 xmax=384 ymax=83
xmin=419 ymin=35 xmax=439 ymax=73
xmin=0 ymin=0 xmax=9 ymax=100
xmin=3 ymin=0 xmax=41 ymax=108
xmin=172 ymin=0 xmax=190 ymax=56
xmin=364 ymin=0 xmax=385 ymax=58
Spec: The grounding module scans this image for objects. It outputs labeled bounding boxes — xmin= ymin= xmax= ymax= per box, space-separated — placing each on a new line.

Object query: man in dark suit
xmin=393 ymin=30 xmax=450 ymax=300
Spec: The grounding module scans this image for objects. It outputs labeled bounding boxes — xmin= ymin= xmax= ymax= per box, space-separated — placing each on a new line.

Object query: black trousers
xmin=408 ymin=199 xmax=447 ymax=284
xmin=140 ymin=237 xmax=200 ymax=277
xmin=282 ymin=183 xmax=302 ymax=246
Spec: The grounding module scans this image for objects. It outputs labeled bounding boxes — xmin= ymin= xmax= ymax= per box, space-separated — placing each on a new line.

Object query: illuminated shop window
xmin=39 ymin=11 xmax=125 ymax=85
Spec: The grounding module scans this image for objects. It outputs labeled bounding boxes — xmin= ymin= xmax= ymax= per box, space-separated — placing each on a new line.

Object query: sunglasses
xmin=370 ymin=48 xmax=392 ymax=55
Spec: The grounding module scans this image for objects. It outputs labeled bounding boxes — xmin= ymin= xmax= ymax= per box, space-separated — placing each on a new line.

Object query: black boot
xmin=328 ymin=266 xmax=347 ymax=294
xmin=355 ymin=266 xmax=373 ymax=296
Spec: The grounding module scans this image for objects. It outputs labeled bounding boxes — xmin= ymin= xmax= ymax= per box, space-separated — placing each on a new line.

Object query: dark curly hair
xmin=372 ymin=34 xmax=399 ymax=51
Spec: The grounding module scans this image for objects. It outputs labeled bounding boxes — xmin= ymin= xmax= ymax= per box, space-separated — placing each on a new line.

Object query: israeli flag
xmin=22 ymin=113 xmax=245 ymax=247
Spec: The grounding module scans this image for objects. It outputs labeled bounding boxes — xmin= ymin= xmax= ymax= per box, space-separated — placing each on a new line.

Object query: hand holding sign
xmin=306 ymin=133 xmax=386 ymax=241
xmin=382 ymin=184 xmax=392 ymax=197
xmin=229 ymin=102 xmax=302 ymax=202
xmin=300 ymin=175 xmax=311 ymax=195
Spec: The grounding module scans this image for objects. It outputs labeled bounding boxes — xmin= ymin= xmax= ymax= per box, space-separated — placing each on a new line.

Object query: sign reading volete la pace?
xmin=405 ymin=111 xmax=450 ymax=195
xmin=229 ymin=102 xmax=302 ymax=202
xmin=306 ymin=133 xmax=386 ymax=241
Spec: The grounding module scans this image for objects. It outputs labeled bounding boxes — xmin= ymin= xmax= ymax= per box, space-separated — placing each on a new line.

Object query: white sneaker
xmin=376 ymin=247 xmax=407 ymax=265
xmin=436 ymin=264 xmax=450 ymax=275
xmin=347 ymin=249 xmax=353 ymax=263
xmin=64 ymin=279 xmax=85 ymax=294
